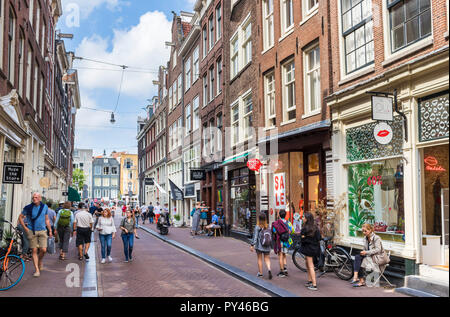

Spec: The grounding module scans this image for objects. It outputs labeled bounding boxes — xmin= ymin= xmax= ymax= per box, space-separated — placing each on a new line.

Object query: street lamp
xmin=110 ymin=113 xmax=116 ymax=124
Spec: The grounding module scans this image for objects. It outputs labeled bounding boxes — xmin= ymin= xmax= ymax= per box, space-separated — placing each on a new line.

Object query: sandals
xmin=353 ymin=283 xmax=366 ymax=288
xmin=59 ymin=255 xmax=66 ymax=261
xmin=79 ymin=256 xmax=84 ymax=261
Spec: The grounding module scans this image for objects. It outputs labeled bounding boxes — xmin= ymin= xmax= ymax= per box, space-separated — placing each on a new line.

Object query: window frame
xmin=282 ymin=59 xmax=296 ymax=123
xmin=280 ymin=0 xmax=294 ymax=36
xmin=304 ymin=44 xmax=321 ymax=116
xmin=263 ymin=0 xmax=275 ymax=50
xmin=265 ymin=71 xmax=276 ymax=127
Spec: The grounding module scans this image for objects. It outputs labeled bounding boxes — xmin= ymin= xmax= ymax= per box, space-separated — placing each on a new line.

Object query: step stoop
xmin=399 ymin=275 xmax=449 ymax=297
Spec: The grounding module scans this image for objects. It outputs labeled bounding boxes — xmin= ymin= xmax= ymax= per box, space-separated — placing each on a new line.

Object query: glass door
xmin=0 ymin=142 xmax=16 ymax=237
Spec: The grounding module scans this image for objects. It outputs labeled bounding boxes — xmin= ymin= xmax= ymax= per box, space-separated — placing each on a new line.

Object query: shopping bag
xmin=47 ymin=237 xmax=56 ymax=255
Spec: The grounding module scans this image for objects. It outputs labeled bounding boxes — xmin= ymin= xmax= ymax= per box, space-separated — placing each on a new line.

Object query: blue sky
xmin=59 ymin=0 xmax=196 ymax=156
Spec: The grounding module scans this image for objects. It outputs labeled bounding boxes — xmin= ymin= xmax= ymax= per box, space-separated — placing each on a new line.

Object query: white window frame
xmin=26 ymin=45 xmax=32 ymax=102
xmin=209 ymin=67 xmax=215 ymax=103
xmin=168 ymin=85 xmax=173 ymax=111
xmin=216 ymin=114 xmax=223 ymax=152
xmin=185 ymin=103 xmax=192 ymax=135
xmin=193 ymin=96 xmax=200 ymax=131
xmin=216 ymin=4 xmax=222 ymax=41
xmin=203 ymin=74 xmax=208 ymax=107
xmin=303 ymin=44 xmax=321 ymax=117
xmin=33 ymin=62 xmax=38 ymax=111
xmin=216 ymin=58 xmax=222 ymax=95
xmin=265 ymin=72 xmax=276 ymax=127
xmin=282 ymin=59 xmax=296 ymax=123
xmin=230 ymin=33 xmax=239 ymax=79
xmin=193 ymin=46 xmax=199 ymax=82
xmin=0 ymin=0 xmax=4 ymax=70
xmin=263 ymin=0 xmax=275 ymax=51
xmin=231 ymin=101 xmax=240 ymax=146
xmin=280 ymin=0 xmax=294 ymax=36
xmin=177 ymin=75 xmax=182 ymax=104
xmin=302 ymin=0 xmax=319 ymax=22
xmin=209 ymin=14 xmax=214 ymax=51
xmin=7 ymin=9 xmax=16 ymax=83
xmin=185 ymin=57 xmax=192 ymax=92
xmin=230 ymin=89 xmax=253 ymax=146
xmin=18 ymin=30 xmax=25 ymax=96
xmin=203 ymin=26 xmax=207 ymax=59
xmin=241 ymin=19 xmax=252 ymax=67
xmin=242 ymin=92 xmax=253 ymax=141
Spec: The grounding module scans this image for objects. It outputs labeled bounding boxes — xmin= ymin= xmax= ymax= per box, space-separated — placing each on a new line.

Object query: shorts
xmin=76 ymin=227 xmax=92 ymax=247
xmin=280 ymin=246 xmax=289 ymax=254
xmin=256 ymin=250 xmax=270 ymax=255
xmin=27 ymin=230 xmax=48 ymax=249
xmin=199 ymin=219 xmax=208 ymax=226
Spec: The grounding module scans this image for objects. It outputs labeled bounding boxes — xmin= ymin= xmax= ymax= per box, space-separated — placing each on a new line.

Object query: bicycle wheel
xmin=0 ymin=255 xmax=25 ymax=291
xmin=292 ymin=249 xmax=307 ymax=272
xmin=330 ymin=247 xmax=354 ymax=280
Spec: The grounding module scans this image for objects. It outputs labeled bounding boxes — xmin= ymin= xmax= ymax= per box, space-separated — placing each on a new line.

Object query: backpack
xmin=277 ymin=220 xmax=290 ymax=243
xmin=259 ymin=228 xmax=272 ymax=247
xmin=58 ymin=209 xmax=72 ymax=228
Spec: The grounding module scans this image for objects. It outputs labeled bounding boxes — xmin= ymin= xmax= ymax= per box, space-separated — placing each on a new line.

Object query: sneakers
xmin=277 ymin=272 xmax=287 ymax=278
xmin=129 ymin=257 xmax=133 ymax=262
xmin=33 ymin=271 xmax=40 ymax=278
xmin=307 ymin=285 xmax=318 ymax=291
xmin=124 ymin=260 xmax=129 ymax=263
xmin=268 ymin=271 xmax=273 ymax=280
xmin=101 ymin=259 xmax=106 ymax=264
xmin=108 ymin=256 xmax=113 ymax=263
xmin=305 ymin=281 xmax=313 ymax=287
xmin=257 ymin=272 xmax=263 ymax=278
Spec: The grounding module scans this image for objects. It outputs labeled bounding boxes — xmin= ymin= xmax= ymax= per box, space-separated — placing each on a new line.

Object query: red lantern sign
xmin=247 ymin=159 xmax=262 ymax=172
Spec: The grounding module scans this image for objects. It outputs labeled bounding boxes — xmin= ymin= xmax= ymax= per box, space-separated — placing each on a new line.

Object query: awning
xmin=154 ymin=182 xmax=167 ymax=195
xmin=221 ymin=149 xmax=255 ymax=166
xmin=68 ymin=187 xmax=81 ymax=202
xmin=169 ymin=179 xmax=184 ymax=201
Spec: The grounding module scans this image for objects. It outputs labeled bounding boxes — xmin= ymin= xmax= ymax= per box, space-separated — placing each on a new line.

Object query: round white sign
xmin=374 ymin=123 xmax=393 ymax=145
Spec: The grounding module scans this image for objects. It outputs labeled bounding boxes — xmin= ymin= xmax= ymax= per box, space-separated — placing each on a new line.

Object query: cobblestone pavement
xmin=95 ymin=216 xmax=268 ymax=297
xmin=140 ymin=222 xmax=407 ymax=298
xmin=1 ymin=235 xmax=84 ymax=297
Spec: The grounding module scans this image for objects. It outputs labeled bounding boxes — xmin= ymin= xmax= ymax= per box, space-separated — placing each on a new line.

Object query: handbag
xmin=47 ymin=237 xmax=56 ymax=255
xmin=373 ymin=244 xmax=390 ymax=266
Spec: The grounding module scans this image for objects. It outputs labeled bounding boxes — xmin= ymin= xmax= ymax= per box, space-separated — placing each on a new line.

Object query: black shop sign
xmin=2 ymin=163 xmax=24 ymax=184
xmin=190 ymin=169 xmax=206 ymax=181
xmin=145 ymin=178 xmax=155 ymax=186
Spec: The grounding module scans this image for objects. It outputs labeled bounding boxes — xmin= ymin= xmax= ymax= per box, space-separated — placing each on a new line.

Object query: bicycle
xmin=0 ymin=218 xmax=26 ymax=291
xmin=292 ymin=236 xmax=354 ymax=281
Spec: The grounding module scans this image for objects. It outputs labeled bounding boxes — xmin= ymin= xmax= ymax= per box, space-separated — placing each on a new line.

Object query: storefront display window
xmin=347 ymin=158 xmax=405 ymax=242
xmin=0 ymin=142 xmax=16 ymax=234
xmin=231 ymin=168 xmax=256 ymax=232
xmin=422 ymin=144 xmax=449 ymax=237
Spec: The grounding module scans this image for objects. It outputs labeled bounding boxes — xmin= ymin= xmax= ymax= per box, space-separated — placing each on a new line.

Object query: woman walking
xmin=120 ymin=210 xmax=139 ymax=262
xmin=300 ymin=211 xmax=321 ymax=291
xmin=96 ymin=208 xmax=116 ymax=264
xmin=190 ymin=202 xmax=201 ymax=236
xmin=351 ymin=223 xmax=388 ymax=287
xmin=134 ymin=207 xmax=141 ymax=226
xmin=54 ymin=202 xmax=74 ymax=261
xmin=250 ymin=213 xmax=272 ymax=279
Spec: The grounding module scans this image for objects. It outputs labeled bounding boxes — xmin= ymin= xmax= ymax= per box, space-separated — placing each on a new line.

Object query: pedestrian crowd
xmin=14 ymin=193 xmax=390 ymax=293
xmin=15 ymin=192 xmax=157 ymax=279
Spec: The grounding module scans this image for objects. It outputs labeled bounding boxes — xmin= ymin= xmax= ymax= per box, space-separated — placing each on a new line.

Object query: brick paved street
xmin=95 ymin=216 xmax=268 ymax=297
xmin=1 ymin=236 xmax=84 ymax=297
xmin=140 ymin=222 xmax=407 ymax=298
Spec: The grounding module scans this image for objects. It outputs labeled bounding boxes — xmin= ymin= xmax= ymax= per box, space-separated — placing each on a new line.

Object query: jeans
xmin=353 ymin=254 xmax=366 ymax=277
xmin=57 ymin=226 xmax=71 ymax=253
xmin=17 ymin=224 xmax=30 ymax=255
xmin=149 ymin=216 xmax=154 ymax=224
xmin=121 ymin=233 xmax=134 ymax=261
xmin=99 ymin=234 xmax=113 ymax=259
xmin=136 ymin=216 xmax=140 ymax=226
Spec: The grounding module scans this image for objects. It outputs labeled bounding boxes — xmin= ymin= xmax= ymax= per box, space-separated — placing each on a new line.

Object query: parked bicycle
xmin=0 ymin=218 xmax=25 ymax=291
xmin=292 ymin=236 xmax=354 ymax=281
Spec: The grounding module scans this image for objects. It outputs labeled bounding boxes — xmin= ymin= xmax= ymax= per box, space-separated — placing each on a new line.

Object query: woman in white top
xmin=96 ymin=208 xmax=117 ymax=264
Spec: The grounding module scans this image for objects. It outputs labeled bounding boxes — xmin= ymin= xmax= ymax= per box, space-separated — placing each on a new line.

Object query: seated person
xmin=205 ymin=210 xmax=221 ymax=236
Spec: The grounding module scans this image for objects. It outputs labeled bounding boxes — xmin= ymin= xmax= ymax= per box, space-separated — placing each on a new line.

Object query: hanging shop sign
xmin=247 ymin=159 xmax=263 ymax=172
xmin=184 ymin=183 xmax=196 ymax=198
xmin=145 ymin=178 xmax=155 ymax=186
xmin=190 ymin=169 xmax=206 ymax=181
xmin=169 ymin=180 xmax=184 ymax=201
xmin=374 ymin=122 xmax=393 ymax=145
xmin=372 ymin=95 xmax=394 ymax=122
xmin=274 ymin=173 xmax=286 ymax=209
xmin=2 ymin=163 xmax=24 ymax=184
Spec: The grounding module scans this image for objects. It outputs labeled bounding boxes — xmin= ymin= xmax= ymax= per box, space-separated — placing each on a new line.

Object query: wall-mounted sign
xmin=2 ymin=163 xmax=24 ymax=184
xmin=185 ymin=184 xmax=196 ymax=198
xmin=145 ymin=178 xmax=154 ymax=186
xmin=374 ymin=122 xmax=393 ymax=145
xmin=274 ymin=173 xmax=286 ymax=209
xmin=190 ymin=169 xmax=206 ymax=181
xmin=372 ymin=96 xmax=394 ymax=122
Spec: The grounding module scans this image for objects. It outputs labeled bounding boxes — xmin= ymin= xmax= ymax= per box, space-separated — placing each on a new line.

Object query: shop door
xmin=0 ymin=142 xmax=16 ymax=237
xmin=305 ymin=153 xmax=321 ymax=211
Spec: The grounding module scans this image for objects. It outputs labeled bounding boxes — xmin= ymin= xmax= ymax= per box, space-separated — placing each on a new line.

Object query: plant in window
xmin=348 ymin=163 xmax=373 ymax=236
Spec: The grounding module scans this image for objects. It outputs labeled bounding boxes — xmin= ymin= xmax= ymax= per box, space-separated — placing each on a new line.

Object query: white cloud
xmin=75 ymin=11 xmax=171 ymax=99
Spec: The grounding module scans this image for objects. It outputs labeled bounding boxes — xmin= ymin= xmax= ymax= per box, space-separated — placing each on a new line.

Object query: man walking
xmin=19 ymin=193 xmax=53 ymax=278
xmin=73 ymin=202 xmax=94 ymax=261
xmin=148 ymin=202 xmax=154 ymax=224
xmin=154 ymin=202 xmax=161 ymax=224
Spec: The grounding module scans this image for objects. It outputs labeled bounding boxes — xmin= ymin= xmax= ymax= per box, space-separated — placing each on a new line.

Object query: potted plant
xmin=173 ymin=214 xmax=183 ymax=227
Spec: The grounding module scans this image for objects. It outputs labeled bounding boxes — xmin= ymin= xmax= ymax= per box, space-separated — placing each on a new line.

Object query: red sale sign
xmin=274 ymin=173 xmax=286 ymax=209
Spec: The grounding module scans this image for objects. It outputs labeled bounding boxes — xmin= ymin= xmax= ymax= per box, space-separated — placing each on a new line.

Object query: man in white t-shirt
xmin=154 ymin=202 xmax=161 ymax=224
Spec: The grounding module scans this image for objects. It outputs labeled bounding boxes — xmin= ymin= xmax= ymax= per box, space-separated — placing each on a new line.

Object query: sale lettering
xmin=367 ymin=176 xmax=383 ymax=186
xmin=274 ymin=173 xmax=286 ymax=209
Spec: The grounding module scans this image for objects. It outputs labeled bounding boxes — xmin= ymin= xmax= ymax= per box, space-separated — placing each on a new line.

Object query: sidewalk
xmin=1 ymin=236 xmax=85 ymax=297
xmin=140 ymin=222 xmax=407 ymax=297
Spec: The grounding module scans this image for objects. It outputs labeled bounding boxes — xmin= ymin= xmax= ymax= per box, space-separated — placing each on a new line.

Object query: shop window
xmin=346 ymin=117 xmax=404 ymax=162
xmin=308 ymin=153 xmax=320 ymax=172
xmin=419 ymin=91 xmax=449 ymax=142
xmin=347 ymin=158 xmax=405 ymax=242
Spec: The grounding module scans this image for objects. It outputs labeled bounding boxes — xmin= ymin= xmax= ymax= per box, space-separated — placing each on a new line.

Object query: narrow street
xmin=95 ymin=215 xmax=268 ymax=297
